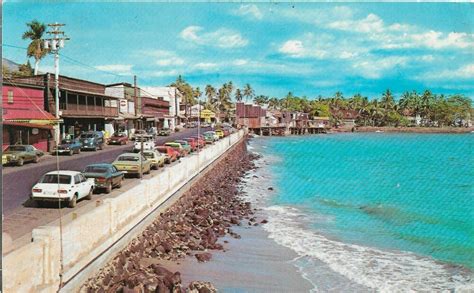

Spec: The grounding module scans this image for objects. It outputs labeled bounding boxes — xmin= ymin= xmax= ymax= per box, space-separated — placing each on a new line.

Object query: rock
xmin=195 ymin=253 xmax=212 ymax=263
xmin=261 ymin=219 xmax=268 ymax=224
xmin=188 ymin=281 xmax=217 ymax=293
xmin=268 ymin=187 xmax=274 ymax=191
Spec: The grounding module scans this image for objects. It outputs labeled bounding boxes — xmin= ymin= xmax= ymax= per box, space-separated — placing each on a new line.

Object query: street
xmin=2 ymin=127 xmax=209 ymax=215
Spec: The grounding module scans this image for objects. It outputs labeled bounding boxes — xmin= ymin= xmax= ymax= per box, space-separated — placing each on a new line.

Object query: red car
xmin=183 ymin=138 xmax=198 ymax=152
xmin=190 ymin=136 xmax=206 ymax=148
xmin=156 ymin=146 xmax=178 ymax=163
xmin=108 ymin=133 xmax=129 ymax=145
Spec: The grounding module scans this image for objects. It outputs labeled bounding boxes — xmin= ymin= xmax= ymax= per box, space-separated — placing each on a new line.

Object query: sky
xmin=3 ymin=2 xmax=474 ymax=100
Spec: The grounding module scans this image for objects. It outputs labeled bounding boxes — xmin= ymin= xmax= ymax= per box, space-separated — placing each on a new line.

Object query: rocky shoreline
xmin=83 ymin=139 xmax=262 ymax=292
xmin=350 ymin=126 xmax=474 ymax=133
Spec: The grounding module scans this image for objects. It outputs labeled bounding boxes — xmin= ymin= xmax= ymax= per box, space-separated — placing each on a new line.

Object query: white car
xmin=32 ymin=171 xmax=95 ymax=208
xmin=133 ymin=136 xmax=155 ymax=152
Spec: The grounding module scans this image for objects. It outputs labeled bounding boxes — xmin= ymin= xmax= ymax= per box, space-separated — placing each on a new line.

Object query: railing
xmin=61 ymin=104 xmax=118 ymax=117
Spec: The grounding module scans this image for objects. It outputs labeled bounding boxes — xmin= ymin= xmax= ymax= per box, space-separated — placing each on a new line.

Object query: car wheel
xmin=17 ymin=158 xmax=24 ymax=166
xmin=36 ymin=200 xmax=44 ymax=208
xmin=85 ymin=188 xmax=93 ymax=200
xmin=33 ymin=155 xmax=39 ymax=163
xmin=117 ymin=177 xmax=123 ymax=188
xmin=69 ymin=195 xmax=77 ymax=208
xmin=138 ymin=172 xmax=142 ymax=179
xmin=105 ymin=181 xmax=112 ymax=194
xmin=69 ymin=150 xmax=74 ymax=156
xmin=76 ymin=148 xmax=81 ymax=154
xmin=93 ymin=147 xmax=97 ymax=151
xmin=99 ymin=144 xmax=103 ymax=150
xmin=145 ymin=168 xmax=151 ymax=175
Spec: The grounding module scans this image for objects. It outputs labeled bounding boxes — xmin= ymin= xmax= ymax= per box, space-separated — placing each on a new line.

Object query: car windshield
xmin=118 ymin=156 xmax=139 ymax=162
xmin=143 ymin=153 xmax=154 ymax=158
xmin=113 ymin=133 xmax=125 ymax=137
xmin=156 ymin=148 xmax=167 ymax=153
xmin=6 ymin=146 xmax=26 ymax=152
xmin=84 ymin=166 xmax=108 ymax=173
xmin=61 ymin=139 xmax=73 ymax=144
xmin=41 ymin=174 xmax=71 ymax=184
xmin=135 ymin=137 xmax=150 ymax=142
xmin=80 ymin=134 xmax=95 ymax=138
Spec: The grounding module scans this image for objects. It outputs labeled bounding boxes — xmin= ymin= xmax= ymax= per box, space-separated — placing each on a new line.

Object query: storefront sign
xmin=119 ymin=99 xmax=127 ymax=113
xmin=32 ymin=128 xmax=39 ymax=135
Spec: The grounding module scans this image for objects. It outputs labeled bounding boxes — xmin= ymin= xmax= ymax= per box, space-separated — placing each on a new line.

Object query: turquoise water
xmin=256 ymin=133 xmax=474 ymax=269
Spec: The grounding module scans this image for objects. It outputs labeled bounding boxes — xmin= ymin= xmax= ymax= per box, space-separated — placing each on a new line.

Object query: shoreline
xmin=83 ymin=138 xmax=312 ymax=292
xmin=336 ymin=126 xmax=474 ymax=133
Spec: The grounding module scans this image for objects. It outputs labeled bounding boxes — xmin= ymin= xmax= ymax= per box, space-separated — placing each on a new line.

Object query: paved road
xmin=2 ymin=128 xmax=209 ymax=215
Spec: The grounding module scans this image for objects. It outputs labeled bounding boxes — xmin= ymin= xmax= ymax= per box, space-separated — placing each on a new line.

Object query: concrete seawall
xmin=3 ymin=130 xmax=245 ymax=293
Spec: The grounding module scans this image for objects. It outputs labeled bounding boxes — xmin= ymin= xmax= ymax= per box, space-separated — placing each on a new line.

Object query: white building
xmin=141 ymin=86 xmax=183 ymax=130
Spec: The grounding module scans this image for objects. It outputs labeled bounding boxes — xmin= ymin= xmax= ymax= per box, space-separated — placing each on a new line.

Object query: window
xmin=80 ymin=174 xmax=87 ymax=183
xmin=7 ymin=90 xmax=13 ymax=104
xmin=41 ymin=174 xmax=71 ymax=184
xmin=74 ymin=175 xmax=81 ymax=184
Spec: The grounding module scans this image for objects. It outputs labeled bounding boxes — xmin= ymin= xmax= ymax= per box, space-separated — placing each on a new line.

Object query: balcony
xmin=61 ymin=104 xmax=118 ymax=117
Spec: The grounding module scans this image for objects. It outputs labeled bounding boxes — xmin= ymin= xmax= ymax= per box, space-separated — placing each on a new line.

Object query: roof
xmin=62 ymin=88 xmax=119 ymax=99
xmin=3 ymin=108 xmax=57 ymax=120
xmin=2 ymin=81 xmax=44 ymax=90
xmin=84 ymin=163 xmax=113 ymax=167
xmin=45 ymin=170 xmax=81 ymax=176
xmin=118 ymin=152 xmax=141 ymax=156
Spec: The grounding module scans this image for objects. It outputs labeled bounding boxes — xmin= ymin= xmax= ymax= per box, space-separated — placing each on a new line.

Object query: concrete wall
xmin=3 ymin=130 xmax=245 ymax=293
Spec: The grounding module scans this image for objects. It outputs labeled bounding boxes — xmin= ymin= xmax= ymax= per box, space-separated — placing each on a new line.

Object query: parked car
xmin=147 ymin=127 xmax=158 ymax=139
xmin=2 ymin=145 xmax=44 ymax=166
xmin=182 ymin=138 xmax=198 ymax=152
xmin=52 ymin=138 xmax=82 ymax=156
xmin=83 ymin=163 xmax=124 ymax=194
xmin=143 ymin=150 xmax=166 ymax=169
xmin=158 ymin=128 xmax=171 ymax=136
xmin=131 ymin=130 xmax=148 ymax=141
xmin=189 ymin=136 xmax=206 ymax=148
xmin=222 ymin=129 xmax=230 ymax=137
xmin=215 ymin=129 xmax=225 ymax=138
xmin=31 ymin=171 xmax=94 ymax=208
xmin=164 ymin=142 xmax=188 ymax=157
xmin=203 ymin=133 xmax=215 ymax=144
xmin=112 ymin=153 xmax=152 ymax=178
xmin=108 ymin=132 xmax=129 ymax=145
xmin=79 ymin=131 xmax=104 ymax=151
xmin=156 ymin=146 xmax=178 ymax=163
xmin=204 ymin=131 xmax=219 ymax=141
xmin=174 ymin=140 xmax=193 ymax=154
xmin=133 ymin=136 xmax=156 ymax=152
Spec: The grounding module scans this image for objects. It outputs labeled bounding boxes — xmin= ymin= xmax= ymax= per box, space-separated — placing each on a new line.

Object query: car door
xmin=79 ymin=174 xmax=89 ymax=198
xmin=73 ymin=175 xmax=82 ymax=198
xmin=110 ymin=166 xmax=119 ymax=185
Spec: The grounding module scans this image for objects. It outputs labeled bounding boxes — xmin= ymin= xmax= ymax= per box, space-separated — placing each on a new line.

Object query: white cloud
xmin=156 ymin=57 xmax=184 ymax=66
xmin=234 ymin=4 xmax=263 ymax=20
xmin=233 ymin=59 xmax=249 ymax=66
xmin=420 ymin=64 xmax=474 ymax=81
xmin=329 ymin=13 xmax=384 ymax=33
xmin=180 ymin=26 xmax=248 ymax=48
xmin=193 ymin=62 xmax=219 ymax=70
xmin=150 ymin=69 xmax=180 ymax=77
xmin=351 ymin=56 xmax=409 ymax=79
xmin=279 ymin=40 xmax=305 ymax=57
xmin=94 ymin=64 xmax=133 ymax=75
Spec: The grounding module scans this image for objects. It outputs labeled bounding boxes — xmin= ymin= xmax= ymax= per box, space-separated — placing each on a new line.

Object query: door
xmin=73 ymin=175 xmax=82 ymax=199
xmin=79 ymin=174 xmax=90 ymax=198
xmin=110 ymin=166 xmax=120 ymax=185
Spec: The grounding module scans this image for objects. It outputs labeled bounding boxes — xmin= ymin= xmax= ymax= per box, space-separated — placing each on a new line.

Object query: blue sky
xmin=3 ymin=2 xmax=474 ymax=100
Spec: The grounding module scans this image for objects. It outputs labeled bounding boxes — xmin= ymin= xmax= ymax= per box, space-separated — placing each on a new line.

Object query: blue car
xmin=83 ymin=163 xmax=124 ymax=194
xmin=52 ymin=138 xmax=82 ymax=156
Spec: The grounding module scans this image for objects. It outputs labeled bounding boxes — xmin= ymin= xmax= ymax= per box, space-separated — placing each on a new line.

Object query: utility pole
xmin=44 ymin=22 xmax=69 ymax=143
xmin=134 ymin=75 xmax=144 ymax=179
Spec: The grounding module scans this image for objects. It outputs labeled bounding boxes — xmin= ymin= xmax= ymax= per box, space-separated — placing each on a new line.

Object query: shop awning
xmin=1 ymin=121 xmax=54 ymax=130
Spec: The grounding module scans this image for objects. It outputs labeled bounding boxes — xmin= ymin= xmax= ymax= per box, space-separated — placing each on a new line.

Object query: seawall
xmin=2 ymin=130 xmax=246 ymax=293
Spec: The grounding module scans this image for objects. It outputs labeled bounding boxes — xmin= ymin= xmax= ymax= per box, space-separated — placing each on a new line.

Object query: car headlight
xmin=11 ymin=155 xmax=17 ymax=159
xmin=84 ymin=140 xmax=89 ymax=143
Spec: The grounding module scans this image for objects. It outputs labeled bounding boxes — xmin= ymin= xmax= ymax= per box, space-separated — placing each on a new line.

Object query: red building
xmin=235 ymin=102 xmax=266 ymax=128
xmin=2 ymin=82 xmax=57 ymax=152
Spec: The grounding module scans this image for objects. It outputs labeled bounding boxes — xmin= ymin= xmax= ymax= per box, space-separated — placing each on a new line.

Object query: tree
xmin=22 ymin=20 xmax=48 ymax=75
xmin=235 ymin=88 xmax=243 ymax=102
xmin=170 ymin=75 xmax=195 ymax=121
xmin=253 ymin=95 xmax=269 ymax=106
xmin=381 ymin=89 xmax=395 ymax=110
xmin=243 ymin=83 xmax=254 ymax=103
xmin=205 ymin=84 xmax=216 ymax=108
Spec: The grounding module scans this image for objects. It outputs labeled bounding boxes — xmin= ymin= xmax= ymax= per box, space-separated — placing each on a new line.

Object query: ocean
xmin=242 ymin=133 xmax=474 ymax=292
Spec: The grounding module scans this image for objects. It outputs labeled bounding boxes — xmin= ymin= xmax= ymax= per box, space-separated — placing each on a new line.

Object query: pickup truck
xmin=133 ymin=136 xmax=156 ymax=152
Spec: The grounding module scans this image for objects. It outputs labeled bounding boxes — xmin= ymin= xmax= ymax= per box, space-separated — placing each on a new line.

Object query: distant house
xmin=331 ymin=109 xmax=359 ymax=129
xmin=140 ymin=87 xmax=183 ymax=130
xmin=235 ymin=102 xmax=266 ymax=129
xmin=2 ymin=81 xmax=57 ymax=151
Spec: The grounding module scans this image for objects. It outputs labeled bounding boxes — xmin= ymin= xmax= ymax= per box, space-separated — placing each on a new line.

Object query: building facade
xmin=2 ymin=82 xmax=57 ymax=151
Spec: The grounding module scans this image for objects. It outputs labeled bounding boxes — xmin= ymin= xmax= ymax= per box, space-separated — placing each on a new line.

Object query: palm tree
xmin=254 ymin=95 xmax=269 ymax=106
xmin=268 ymin=97 xmax=280 ymax=110
xmin=235 ymin=89 xmax=243 ymax=102
xmin=205 ymin=85 xmax=216 ymax=109
xmin=381 ymin=89 xmax=395 ymax=110
xmin=243 ymin=83 xmax=254 ymax=103
xmin=22 ymin=20 xmax=48 ymax=75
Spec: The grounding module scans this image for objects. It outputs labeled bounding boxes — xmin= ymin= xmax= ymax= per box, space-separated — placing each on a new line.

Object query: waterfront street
xmin=2 ymin=127 xmax=211 ymax=251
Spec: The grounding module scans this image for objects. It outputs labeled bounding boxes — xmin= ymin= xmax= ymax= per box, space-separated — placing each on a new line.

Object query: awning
xmin=146 ymin=118 xmax=156 ymax=122
xmin=120 ymin=113 xmax=139 ymax=120
xmin=6 ymin=119 xmax=61 ymax=125
xmin=1 ymin=121 xmax=54 ymax=130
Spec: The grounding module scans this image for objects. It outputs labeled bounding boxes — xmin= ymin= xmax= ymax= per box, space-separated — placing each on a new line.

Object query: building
xmin=105 ymin=83 xmax=139 ymax=136
xmin=2 ymin=81 xmax=58 ymax=151
xmin=141 ymin=87 xmax=183 ymax=130
xmin=12 ymin=74 xmax=120 ymax=139
xmin=140 ymin=91 xmax=170 ymax=129
xmin=235 ymin=102 xmax=266 ymax=129
xmin=190 ymin=104 xmax=216 ymax=123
